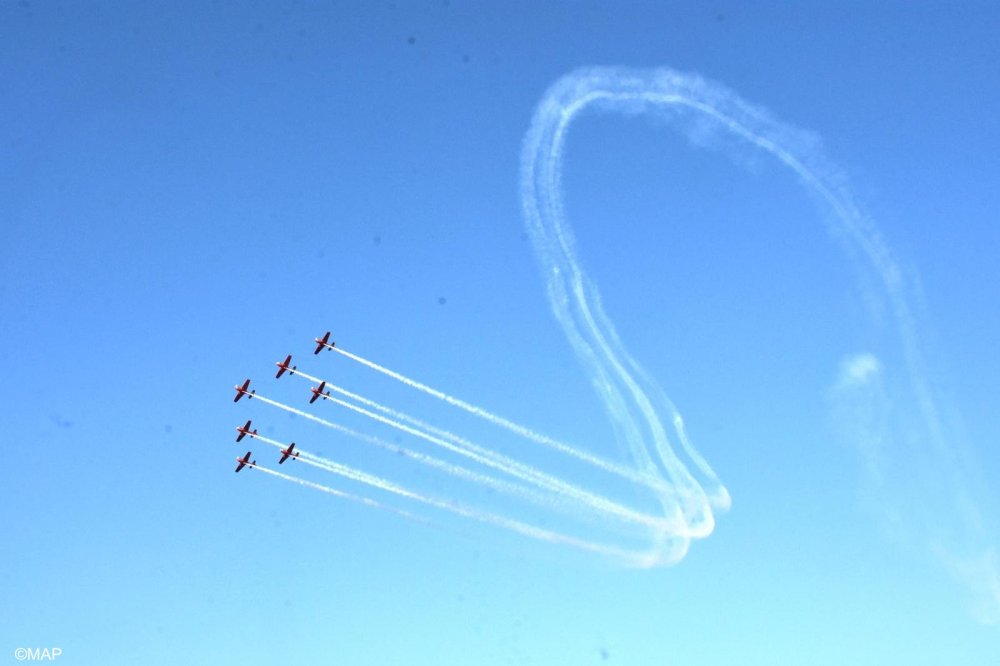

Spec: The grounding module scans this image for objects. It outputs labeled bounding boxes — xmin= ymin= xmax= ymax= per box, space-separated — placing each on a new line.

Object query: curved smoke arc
xmin=520 ymin=65 xmax=995 ymax=605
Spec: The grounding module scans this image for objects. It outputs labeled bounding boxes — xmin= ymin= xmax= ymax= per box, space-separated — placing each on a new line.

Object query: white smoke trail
xmin=294 ymin=369 xmax=678 ymax=517
xmin=317 ymin=390 xmax=669 ymax=531
xmin=243 ymin=429 xmax=431 ymax=500
xmin=328 ymin=345 xmax=663 ymax=487
xmin=253 ymin=392 xmax=659 ymax=533
xmin=245 ymin=461 xmax=430 ymax=524
xmin=298 ymin=368 xmax=661 ymax=491
xmin=245 ymin=422 xmax=576 ymax=521
xmin=252 ymin=393 xmax=554 ymax=505
xmin=246 ymin=456 xmax=635 ymax=561
xmin=520 ymin=65 xmax=997 ymax=608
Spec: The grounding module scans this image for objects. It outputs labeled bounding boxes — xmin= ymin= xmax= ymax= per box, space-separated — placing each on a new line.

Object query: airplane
xmin=235 ymin=451 xmax=255 ymax=473
xmin=309 ymin=381 xmax=330 ymax=404
xmin=278 ymin=442 xmax=300 ymax=464
xmin=314 ymin=331 xmax=335 ymax=354
xmin=233 ymin=379 xmax=255 ymax=403
xmin=275 ymin=354 xmax=297 ymax=379
xmin=235 ymin=419 xmax=257 ymax=442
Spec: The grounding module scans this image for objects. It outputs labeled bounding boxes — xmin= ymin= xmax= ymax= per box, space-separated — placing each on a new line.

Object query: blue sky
xmin=2 ymin=2 xmax=999 ymax=664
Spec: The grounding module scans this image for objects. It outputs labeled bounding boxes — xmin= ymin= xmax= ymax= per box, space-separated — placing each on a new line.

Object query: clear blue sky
xmin=3 ymin=2 xmax=999 ymax=664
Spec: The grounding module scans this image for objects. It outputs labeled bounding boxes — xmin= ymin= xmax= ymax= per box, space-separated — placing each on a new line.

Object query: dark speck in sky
xmin=600 ymin=647 xmax=609 ymax=660
xmin=407 ymin=36 xmax=416 ymax=45
xmin=373 ymin=234 xmax=382 ymax=246
xmin=437 ymin=296 xmax=447 ymax=305
xmin=51 ymin=416 xmax=73 ymax=429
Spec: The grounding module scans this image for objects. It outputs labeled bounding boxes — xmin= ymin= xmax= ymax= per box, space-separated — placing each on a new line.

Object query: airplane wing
xmin=235 ymin=451 xmax=252 ymax=472
xmin=314 ymin=331 xmax=331 ymax=354
xmin=276 ymin=355 xmax=293 ymax=378
xmin=234 ymin=379 xmax=251 ymax=402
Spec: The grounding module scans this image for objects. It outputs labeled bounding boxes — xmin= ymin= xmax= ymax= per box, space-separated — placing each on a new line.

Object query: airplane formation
xmin=226 ymin=328 xmax=686 ymax=562
xmin=232 ymin=331 xmax=333 ymax=472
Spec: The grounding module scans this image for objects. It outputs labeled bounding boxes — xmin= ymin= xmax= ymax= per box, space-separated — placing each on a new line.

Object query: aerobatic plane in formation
xmin=275 ymin=354 xmax=297 ymax=379
xmin=235 ymin=419 xmax=258 ymax=442
xmin=278 ymin=442 xmax=300 ymax=464
xmin=309 ymin=381 xmax=330 ymax=404
xmin=314 ymin=331 xmax=335 ymax=354
xmin=233 ymin=379 xmax=255 ymax=402
xmin=235 ymin=451 xmax=255 ymax=473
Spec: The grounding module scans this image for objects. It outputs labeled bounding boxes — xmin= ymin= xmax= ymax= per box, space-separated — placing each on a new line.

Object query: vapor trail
xmin=522 ymin=71 xmax=747 ymax=564
xmin=520 ymin=65 xmax=996 ymax=606
xmin=294 ymin=369 xmax=674 ymax=519
xmin=246 ymin=454 xmax=635 ymax=560
xmin=246 ymin=420 xmax=575 ymax=520
xmin=255 ymin=394 xmax=648 ymax=527
xmin=245 ymin=461 xmax=429 ymax=524
xmin=326 ymin=346 xmax=670 ymax=489
xmin=317 ymin=391 xmax=669 ymax=531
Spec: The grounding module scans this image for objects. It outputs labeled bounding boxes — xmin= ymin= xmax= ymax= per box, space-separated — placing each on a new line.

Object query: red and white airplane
xmin=309 ymin=381 xmax=330 ymax=404
xmin=233 ymin=379 xmax=255 ymax=402
xmin=278 ymin=442 xmax=300 ymax=464
xmin=235 ymin=419 xmax=257 ymax=442
xmin=235 ymin=451 xmax=255 ymax=473
xmin=314 ymin=331 xmax=335 ymax=354
xmin=275 ymin=354 xmax=297 ymax=379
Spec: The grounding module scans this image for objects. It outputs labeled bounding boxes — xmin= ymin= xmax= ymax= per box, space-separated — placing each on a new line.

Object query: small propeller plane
xmin=233 ymin=379 xmax=255 ymax=403
xmin=235 ymin=451 xmax=255 ymax=473
xmin=314 ymin=331 xmax=335 ymax=354
xmin=278 ymin=442 xmax=300 ymax=464
xmin=275 ymin=354 xmax=297 ymax=379
xmin=309 ymin=381 xmax=330 ymax=404
xmin=236 ymin=419 xmax=258 ymax=442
